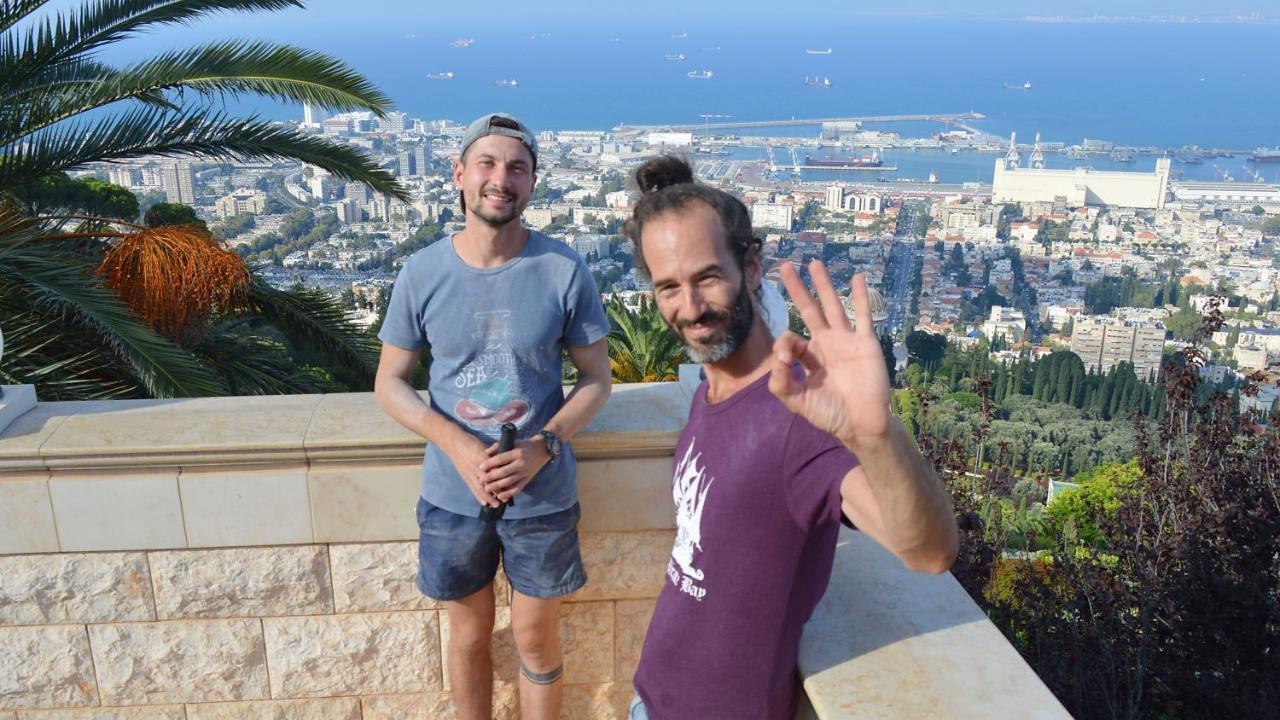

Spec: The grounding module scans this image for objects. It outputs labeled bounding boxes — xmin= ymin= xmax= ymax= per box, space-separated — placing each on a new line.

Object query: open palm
xmin=768 ymin=262 xmax=891 ymax=448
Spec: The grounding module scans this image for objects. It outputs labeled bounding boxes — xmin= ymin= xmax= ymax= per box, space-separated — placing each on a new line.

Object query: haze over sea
xmin=99 ymin=10 xmax=1280 ymax=182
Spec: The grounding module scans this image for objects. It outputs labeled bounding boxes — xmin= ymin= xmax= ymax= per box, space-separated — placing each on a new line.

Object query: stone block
xmin=563 ymin=683 xmax=633 ymax=720
xmin=0 ymin=475 xmax=58 ymax=555
xmin=328 ymin=541 xmax=437 ymax=613
xmin=15 ymin=708 xmax=185 ymax=719
xmin=149 ymin=545 xmax=332 ymax=620
xmin=262 ymin=611 xmax=440 ymax=698
xmin=570 ymin=531 xmax=672 ymax=602
xmin=0 ymin=553 xmax=153 ymax=626
xmin=360 ymin=689 xmax=518 ymax=720
xmin=0 ymin=625 xmax=96 ymax=710
xmin=614 ymin=599 xmax=656 ymax=683
xmin=178 ymin=466 xmax=312 ymax=547
xmin=576 ymin=458 xmax=676 ymax=533
xmin=49 ymin=469 xmax=185 ymax=552
xmin=89 ymin=619 xmax=268 ymax=705
xmin=308 ymin=464 xmax=419 ymax=543
xmin=561 ymin=602 xmax=615 ymax=685
xmin=184 ymin=698 xmax=360 ymax=720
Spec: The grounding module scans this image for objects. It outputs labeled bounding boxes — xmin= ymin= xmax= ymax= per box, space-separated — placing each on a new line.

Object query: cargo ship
xmin=806 ymin=48 xmax=832 ymax=55
xmin=1003 ymin=81 xmax=1032 ymax=90
xmin=451 ymin=38 xmax=474 ymax=47
xmin=664 ymin=52 xmax=686 ymax=61
xmin=805 ymin=152 xmax=883 ymax=168
xmin=1249 ymin=146 xmax=1280 ymax=163
xmin=803 ymin=76 xmax=832 ymax=87
xmin=426 ymin=71 xmax=454 ymax=80
xmin=687 ymin=69 xmax=713 ymax=79
xmin=494 ymin=79 xmax=518 ymax=88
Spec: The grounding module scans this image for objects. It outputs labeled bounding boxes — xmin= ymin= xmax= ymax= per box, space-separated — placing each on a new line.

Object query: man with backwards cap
xmin=622 ymin=155 xmax=958 ymax=719
xmin=375 ymin=113 xmax=611 ymax=719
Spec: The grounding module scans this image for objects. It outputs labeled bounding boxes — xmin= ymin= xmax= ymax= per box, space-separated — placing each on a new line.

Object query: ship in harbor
xmin=671 ymin=32 xmax=688 ymax=38
xmin=1249 ymin=146 xmax=1280 ymax=163
xmin=1110 ymin=147 xmax=1137 ymax=163
xmin=1004 ymin=81 xmax=1033 ymax=90
xmin=664 ymin=52 xmax=686 ymax=61
xmin=450 ymin=38 xmax=474 ymax=47
xmin=803 ymin=76 xmax=832 ymax=87
xmin=426 ymin=71 xmax=454 ymax=80
xmin=806 ymin=48 xmax=832 ymax=54
xmin=494 ymin=79 xmax=518 ymax=88
xmin=687 ymin=69 xmax=713 ymax=79
xmin=805 ymin=151 xmax=883 ymax=168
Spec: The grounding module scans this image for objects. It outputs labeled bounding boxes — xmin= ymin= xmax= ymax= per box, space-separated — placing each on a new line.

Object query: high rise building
xmin=382 ymin=111 xmax=408 ymax=134
xmin=825 ymin=185 xmax=844 ymax=212
xmin=345 ymin=182 xmax=369 ymax=203
xmin=160 ymin=162 xmax=195 ymax=204
xmin=303 ymin=102 xmax=328 ymax=128
xmin=413 ymin=145 xmax=429 ymax=175
xmin=1071 ymin=316 xmax=1166 ymax=380
xmin=397 ymin=150 xmax=416 ymax=178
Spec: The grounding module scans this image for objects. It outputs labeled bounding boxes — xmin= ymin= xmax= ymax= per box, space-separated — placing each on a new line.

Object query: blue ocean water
xmin=97 ymin=14 xmax=1280 ymax=178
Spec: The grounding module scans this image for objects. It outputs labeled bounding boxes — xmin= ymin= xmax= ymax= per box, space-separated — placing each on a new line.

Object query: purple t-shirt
xmin=634 ymin=370 xmax=859 ymax=720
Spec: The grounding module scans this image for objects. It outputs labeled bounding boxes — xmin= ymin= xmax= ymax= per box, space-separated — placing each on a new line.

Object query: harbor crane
xmin=1029 ymin=132 xmax=1045 ymax=169
xmin=1004 ymin=131 xmax=1021 ymax=169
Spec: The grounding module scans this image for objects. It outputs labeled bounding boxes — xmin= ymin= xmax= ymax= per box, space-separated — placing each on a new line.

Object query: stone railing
xmin=0 ymin=383 xmax=1069 ymax=719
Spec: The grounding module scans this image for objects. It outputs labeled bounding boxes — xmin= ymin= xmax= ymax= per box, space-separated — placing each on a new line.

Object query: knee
xmin=448 ymin=613 xmax=495 ymax=654
xmin=511 ymin=619 xmax=560 ymax=666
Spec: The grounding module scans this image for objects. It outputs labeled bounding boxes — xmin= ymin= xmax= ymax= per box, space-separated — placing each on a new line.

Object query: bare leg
xmin=444 ymin=583 xmax=496 ymax=720
xmin=510 ymin=590 xmax=564 ymax=720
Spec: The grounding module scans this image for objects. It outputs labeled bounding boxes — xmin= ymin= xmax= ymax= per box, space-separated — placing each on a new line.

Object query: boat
xmin=805 ymin=152 xmax=883 ymax=168
xmin=803 ymin=76 xmax=831 ymax=87
xmin=671 ymin=32 xmax=687 ymax=38
xmin=687 ymin=70 xmax=713 ymax=79
xmin=450 ymin=38 xmax=474 ymax=47
xmin=1110 ymin=147 xmax=1136 ymax=163
xmin=663 ymin=52 xmax=686 ymax=61
xmin=1003 ymin=81 xmax=1032 ymax=90
xmin=806 ymin=48 xmax=832 ymax=55
xmin=1249 ymin=146 xmax=1280 ymax=163
xmin=426 ymin=72 xmax=454 ymax=80
xmin=494 ymin=79 xmax=518 ymax=88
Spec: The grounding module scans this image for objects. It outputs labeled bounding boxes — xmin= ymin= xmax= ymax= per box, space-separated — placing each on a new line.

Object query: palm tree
xmin=0 ymin=0 xmax=408 ymax=399
xmin=606 ymin=296 xmax=686 ymax=383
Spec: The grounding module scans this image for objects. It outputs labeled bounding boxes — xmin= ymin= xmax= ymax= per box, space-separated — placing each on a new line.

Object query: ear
xmin=745 ymin=245 xmax=763 ymax=291
xmin=452 ymin=159 xmax=464 ymax=186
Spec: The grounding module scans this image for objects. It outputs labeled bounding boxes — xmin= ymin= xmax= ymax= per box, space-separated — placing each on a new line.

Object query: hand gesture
xmin=769 ymin=261 xmax=891 ymax=450
xmin=480 ymin=439 xmax=551 ymax=504
xmin=442 ymin=430 xmax=503 ymax=508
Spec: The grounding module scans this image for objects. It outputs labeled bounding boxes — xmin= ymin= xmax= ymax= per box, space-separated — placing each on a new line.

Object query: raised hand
xmin=768 ymin=261 xmax=891 ymax=449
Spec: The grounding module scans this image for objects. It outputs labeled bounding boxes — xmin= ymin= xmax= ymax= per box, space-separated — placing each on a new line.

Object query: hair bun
xmin=634 ymin=155 xmax=694 ymax=195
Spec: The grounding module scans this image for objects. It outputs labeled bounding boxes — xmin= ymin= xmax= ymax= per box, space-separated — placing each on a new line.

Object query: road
xmin=884 ymin=201 xmax=923 ymax=338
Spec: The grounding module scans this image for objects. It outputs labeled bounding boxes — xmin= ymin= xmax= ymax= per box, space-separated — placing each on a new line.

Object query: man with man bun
xmin=624 ymin=155 xmax=958 ymax=719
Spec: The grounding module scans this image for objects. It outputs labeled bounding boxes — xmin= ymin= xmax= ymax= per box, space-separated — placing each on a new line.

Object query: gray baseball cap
xmin=460 ymin=112 xmax=538 ymax=167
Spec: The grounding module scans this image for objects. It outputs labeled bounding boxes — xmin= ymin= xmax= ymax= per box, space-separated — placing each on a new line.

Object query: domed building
xmin=844 ymin=286 xmax=888 ymax=334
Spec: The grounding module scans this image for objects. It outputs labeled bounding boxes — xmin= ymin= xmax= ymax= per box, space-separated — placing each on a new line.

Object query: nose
xmin=677 ymin=284 xmax=707 ymax=324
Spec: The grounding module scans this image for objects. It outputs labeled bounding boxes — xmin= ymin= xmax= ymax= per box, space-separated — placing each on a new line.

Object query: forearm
xmin=374 ymin=374 xmax=467 ymax=450
xmin=847 ymin=418 xmax=958 ymax=572
xmin=541 ymin=371 xmax=611 ymax=441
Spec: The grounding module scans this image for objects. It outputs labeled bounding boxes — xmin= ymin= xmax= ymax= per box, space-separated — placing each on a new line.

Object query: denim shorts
xmin=415 ymin=496 xmax=587 ymax=601
xmin=629 ymin=694 xmax=650 ymax=720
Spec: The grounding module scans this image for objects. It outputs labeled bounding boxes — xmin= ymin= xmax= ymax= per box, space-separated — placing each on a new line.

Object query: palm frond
xmin=2 ymin=0 xmax=302 ymax=94
xmin=0 ymin=305 xmax=137 ymax=400
xmin=6 ymin=41 xmax=389 ymax=141
xmin=0 ymin=0 xmax=53 ymax=33
xmin=244 ymin=273 xmax=378 ymax=386
xmin=192 ymin=324 xmax=332 ymax=395
xmin=0 ymin=214 xmax=227 ymax=397
xmin=2 ymin=107 xmax=408 ymax=200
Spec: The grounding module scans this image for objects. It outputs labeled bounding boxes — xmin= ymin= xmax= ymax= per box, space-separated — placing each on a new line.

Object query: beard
xmin=468 ymin=185 xmax=527 ymax=228
xmin=670 ymin=275 xmax=755 ymax=364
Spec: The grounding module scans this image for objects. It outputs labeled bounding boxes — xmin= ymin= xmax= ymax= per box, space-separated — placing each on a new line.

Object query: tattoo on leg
xmin=519 ymin=661 xmax=564 ymax=685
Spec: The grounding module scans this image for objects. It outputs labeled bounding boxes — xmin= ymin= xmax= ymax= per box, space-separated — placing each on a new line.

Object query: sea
xmin=95 ymin=13 xmax=1280 ymax=185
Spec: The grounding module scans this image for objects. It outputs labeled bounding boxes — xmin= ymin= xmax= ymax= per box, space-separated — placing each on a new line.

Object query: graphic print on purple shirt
xmin=634 ymin=370 xmax=859 ymax=720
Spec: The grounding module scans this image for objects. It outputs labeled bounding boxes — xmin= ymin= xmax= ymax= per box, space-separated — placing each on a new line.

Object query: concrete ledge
xmin=799 ymin=528 xmax=1071 ymax=719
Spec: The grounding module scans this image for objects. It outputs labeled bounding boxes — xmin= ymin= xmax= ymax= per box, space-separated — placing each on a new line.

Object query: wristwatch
xmin=539 ymin=430 xmax=562 ymax=460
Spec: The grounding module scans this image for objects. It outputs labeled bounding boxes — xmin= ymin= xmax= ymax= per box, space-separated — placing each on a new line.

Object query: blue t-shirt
xmin=378 ymin=231 xmax=609 ymax=519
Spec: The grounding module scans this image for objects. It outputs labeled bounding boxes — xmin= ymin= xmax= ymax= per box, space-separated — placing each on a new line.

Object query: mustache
xmin=674 ymin=309 xmax=729 ymax=330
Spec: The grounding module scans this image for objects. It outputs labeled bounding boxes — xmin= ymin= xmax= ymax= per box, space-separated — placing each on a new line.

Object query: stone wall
xmin=0 ymin=386 xmax=687 ymax=718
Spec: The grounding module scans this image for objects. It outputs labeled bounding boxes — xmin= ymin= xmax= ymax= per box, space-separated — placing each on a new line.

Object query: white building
xmin=214 ymin=190 xmax=266 ymax=219
xmin=160 ymin=162 xmax=195 ymax=204
xmin=303 ymin=102 xmax=328 ymax=128
xmin=645 ymin=132 xmax=693 ymax=147
xmin=993 ymin=158 xmax=1171 ymax=209
xmin=1071 ymin=316 xmax=1167 ymax=380
xmin=751 ymin=203 xmax=794 ymax=230
xmin=981 ymin=305 xmax=1027 ymax=344
xmin=825 ymin=185 xmax=844 ymax=212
